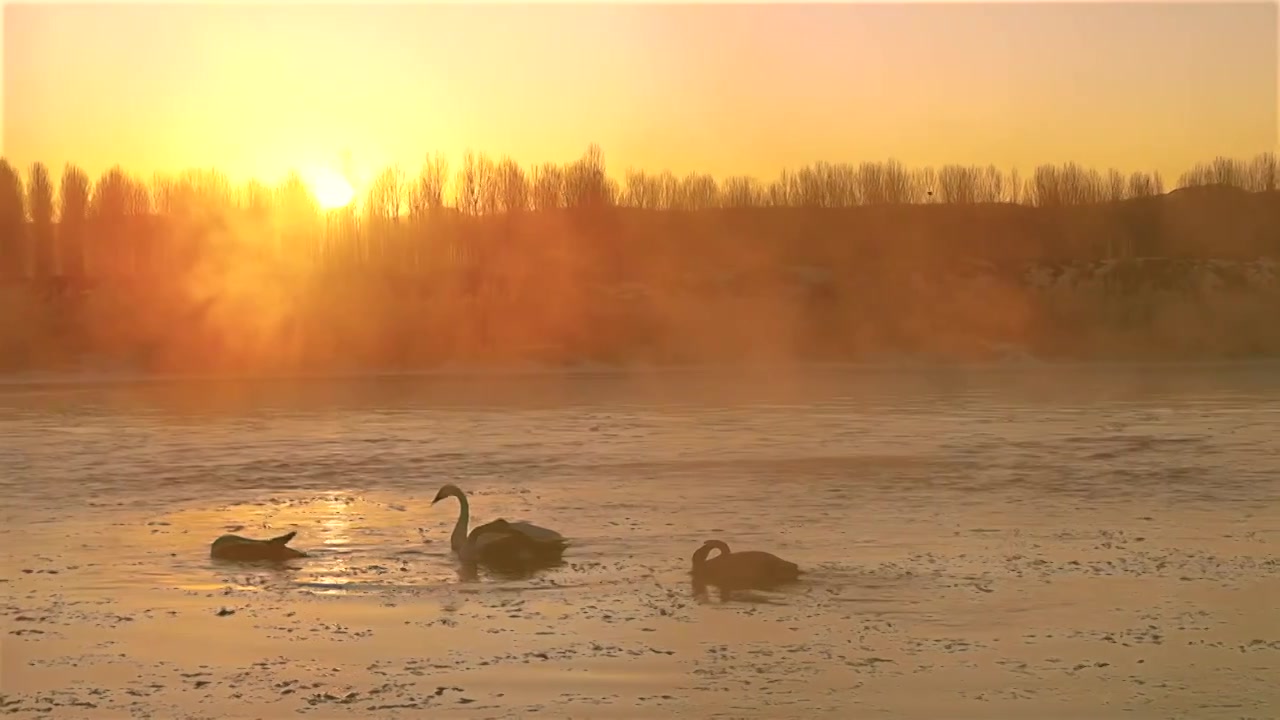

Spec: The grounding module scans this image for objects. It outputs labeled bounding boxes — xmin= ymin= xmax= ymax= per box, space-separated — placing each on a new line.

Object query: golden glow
xmin=4 ymin=3 xmax=1273 ymax=187
xmin=309 ymin=168 xmax=356 ymax=210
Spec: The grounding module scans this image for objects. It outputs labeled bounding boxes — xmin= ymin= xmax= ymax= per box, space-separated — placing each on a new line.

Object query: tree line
xmin=0 ymin=146 xmax=1276 ymax=281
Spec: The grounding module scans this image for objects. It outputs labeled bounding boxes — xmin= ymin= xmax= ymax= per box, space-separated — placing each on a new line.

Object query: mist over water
xmin=2 ymin=363 xmax=1277 ymax=718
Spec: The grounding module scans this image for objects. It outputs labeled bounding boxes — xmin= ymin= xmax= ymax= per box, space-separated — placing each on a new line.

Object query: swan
xmin=210 ymin=530 xmax=308 ymax=562
xmin=691 ymin=539 xmax=801 ymax=589
xmin=431 ymin=484 xmax=568 ymax=569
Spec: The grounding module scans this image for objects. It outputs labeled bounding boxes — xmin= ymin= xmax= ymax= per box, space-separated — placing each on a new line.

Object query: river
xmin=2 ymin=362 xmax=1277 ymax=718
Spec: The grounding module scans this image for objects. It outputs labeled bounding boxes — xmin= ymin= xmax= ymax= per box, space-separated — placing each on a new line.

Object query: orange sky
xmin=2 ymin=0 xmax=1276 ymax=188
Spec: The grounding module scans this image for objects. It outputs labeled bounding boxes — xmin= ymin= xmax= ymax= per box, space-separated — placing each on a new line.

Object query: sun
xmin=309 ymin=168 xmax=356 ymax=210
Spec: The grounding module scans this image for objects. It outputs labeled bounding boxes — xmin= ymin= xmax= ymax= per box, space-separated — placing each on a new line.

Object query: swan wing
xmin=505 ymin=521 xmax=566 ymax=545
xmin=470 ymin=529 xmax=517 ymax=552
xmin=468 ymin=518 xmax=514 ymax=541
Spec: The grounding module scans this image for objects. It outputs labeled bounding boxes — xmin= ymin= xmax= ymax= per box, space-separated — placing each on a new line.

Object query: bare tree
xmin=58 ymin=165 xmax=90 ymax=278
xmin=275 ymin=172 xmax=321 ymax=262
xmin=980 ymin=166 xmax=1006 ymax=203
xmin=1027 ymin=165 xmax=1059 ymax=207
xmin=1126 ymin=171 xmax=1160 ymax=198
xmin=1178 ymin=155 xmax=1249 ymax=189
xmin=530 ymin=162 xmax=565 ymax=211
xmin=1005 ymin=167 xmax=1022 ymax=204
xmin=90 ymin=167 xmax=136 ymax=221
xmin=914 ymin=167 xmax=939 ymax=203
xmin=680 ymin=173 xmax=720 ymax=209
xmin=830 ymin=163 xmax=860 ymax=206
xmin=764 ymin=174 xmax=790 ymax=207
xmin=28 ymin=163 xmax=55 ymax=279
xmin=275 ymin=172 xmax=319 ymax=221
xmin=495 ymin=157 xmax=530 ymax=213
xmin=937 ymin=165 xmax=979 ymax=204
xmin=1249 ymin=152 xmax=1277 ymax=192
xmin=563 ymin=143 xmax=612 ymax=210
xmin=1028 ymin=162 xmax=1101 ymax=207
xmin=623 ymin=170 xmax=662 ymax=209
xmin=721 ymin=175 xmax=763 ymax=208
xmin=0 ymin=159 xmax=27 ymax=279
xmin=89 ymin=166 xmax=151 ymax=276
xmin=454 ymin=151 xmax=483 ymax=216
xmin=468 ymin=153 xmax=500 ymax=216
xmin=151 ymin=173 xmax=179 ymax=216
xmin=794 ymin=164 xmax=822 ymax=207
xmin=657 ymin=171 xmax=685 ymax=210
xmin=1103 ymin=168 xmax=1126 ymax=202
xmin=451 ymin=152 xmax=500 ymax=215
xmin=183 ymin=169 xmax=230 ymax=216
xmin=366 ymin=165 xmax=407 ymax=223
xmin=242 ymin=180 xmax=272 ymax=216
xmin=407 ymin=153 xmax=449 ymax=222
xmin=855 ymin=160 xmax=920 ymax=205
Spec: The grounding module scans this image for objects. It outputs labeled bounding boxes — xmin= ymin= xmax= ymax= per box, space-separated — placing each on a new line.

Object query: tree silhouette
xmin=242 ymin=180 xmax=272 ymax=217
xmin=1103 ymin=169 xmax=1127 ymax=202
xmin=681 ymin=173 xmax=719 ymax=210
xmin=495 ymin=158 xmax=530 ymax=214
xmin=937 ymin=165 xmax=979 ymax=204
xmin=530 ymin=162 xmax=564 ymax=211
xmin=472 ymin=153 xmax=500 ymax=216
xmin=658 ymin=171 xmax=684 ymax=210
xmin=1125 ymin=171 xmax=1162 ymax=198
xmin=1179 ymin=156 xmax=1249 ymax=189
xmin=1249 ymin=153 xmax=1277 ymax=192
xmin=1005 ymin=167 xmax=1022 ymax=204
xmin=275 ymin=172 xmax=321 ymax=263
xmin=855 ymin=160 xmax=919 ymax=205
xmin=89 ymin=166 xmax=144 ymax=276
xmin=3 ymin=147 xmax=1280 ymax=374
xmin=562 ymin=144 xmax=612 ymax=209
xmin=28 ymin=163 xmax=55 ymax=279
xmin=0 ymin=147 xmax=1273 ymax=288
xmin=764 ymin=175 xmax=789 ymax=207
xmin=58 ymin=165 xmax=90 ymax=279
xmin=364 ymin=165 xmax=407 ymax=267
xmin=0 ymin=159 xmax=27 ymax=279
xmin=1028 ymin=163 xmax=1102 ymax=207
xmin=721 ymin=175 xmax=763 ymax=208
xmin=623 ymin=170 xmax=661 ymax=209
xmin=409 ymin=153 xmax=449 ymax=220
xmin=454 ymin=151 xmax=484 ymax=216
xmin=366 ymin=166 xmax=406 ymax=222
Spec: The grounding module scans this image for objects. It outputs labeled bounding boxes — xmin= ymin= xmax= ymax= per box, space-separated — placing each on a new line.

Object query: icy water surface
xmin=1 ymin=363 xmax=1278 ymax=718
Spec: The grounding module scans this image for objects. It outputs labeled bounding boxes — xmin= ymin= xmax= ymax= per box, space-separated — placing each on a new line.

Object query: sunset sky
xmin=2 ymin=1 xmax=1276 ymax=190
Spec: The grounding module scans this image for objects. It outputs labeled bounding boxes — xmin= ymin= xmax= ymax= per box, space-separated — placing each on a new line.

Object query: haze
xmin=3 ymin=3 xmax=1280 ymax=719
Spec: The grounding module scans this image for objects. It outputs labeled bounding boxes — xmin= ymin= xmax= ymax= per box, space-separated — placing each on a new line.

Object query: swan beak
xmin=431 ymin=492 xmax=445 ymax=505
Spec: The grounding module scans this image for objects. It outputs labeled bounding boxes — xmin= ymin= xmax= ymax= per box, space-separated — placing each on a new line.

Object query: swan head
xmin=432 ymin=483 xmax=464 ymax=505
xmin=692 ymin=539 xmax=732 ymax=566
xmin=701 ymin=539 xmax=731 ymax=555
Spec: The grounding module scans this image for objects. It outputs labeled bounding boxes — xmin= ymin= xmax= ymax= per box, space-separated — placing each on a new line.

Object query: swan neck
xmin=451 ymin=493 xmax=470 ymax=553
xmin=692 ymin=544 xmax=716 ymax=568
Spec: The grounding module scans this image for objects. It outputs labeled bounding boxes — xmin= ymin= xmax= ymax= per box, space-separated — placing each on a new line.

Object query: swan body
xmin=432 ymin=484 xmax=568 ymax=569
xmin=210 ymin=530 xmax=307 ymax=562
xmin=691 ymin=539 xmax=801 ymax=589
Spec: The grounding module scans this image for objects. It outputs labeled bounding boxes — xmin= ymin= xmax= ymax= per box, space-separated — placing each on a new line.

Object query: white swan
xmin=431 ymin=484 xmax=568 ymax=568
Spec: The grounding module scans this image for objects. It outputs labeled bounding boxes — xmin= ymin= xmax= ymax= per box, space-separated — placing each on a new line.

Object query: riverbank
xmin=3 ymin=254 xmax=1278 ymax=375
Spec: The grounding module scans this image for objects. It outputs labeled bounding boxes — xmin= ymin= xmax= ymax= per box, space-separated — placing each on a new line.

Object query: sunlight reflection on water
xmin=3 ymin=365 xmax=1279 ymax=720
xmin=2 ymin=363 xmax=1278 ymax=602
